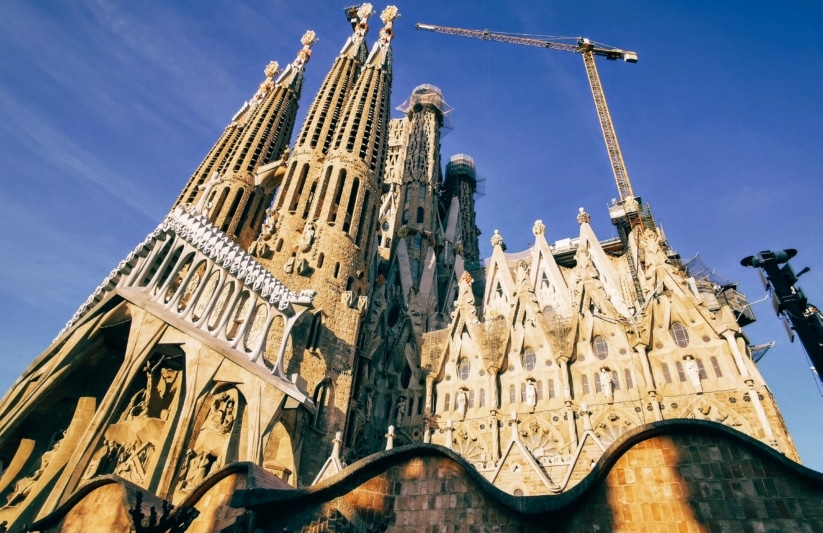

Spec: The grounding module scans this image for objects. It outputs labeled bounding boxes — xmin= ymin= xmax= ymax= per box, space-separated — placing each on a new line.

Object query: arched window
xmin=548 ymin=379 xmax=555 ymax=399
xmin=306 ymin=313 xmax=322 ymax=351
xmin=333 ymin=263 xmax=340 ymax=278
xmin=317 ymin=253 xmax=324 ymax=268
xmin=592 ymin=336 xmax=609 ymax=360
xmin=581 ymin=375 xmax=590 ymax=394
xmin=444 ymin=393 xmax=450 ymax=411
xmin=536 ymin=381 xmax=544 ymax=400
xmin=522 ymin=348 xmax=536 ymax=371
xmin=411 ymin=259 xmax=420 ymax=279
xmin=479 ymin=388 xmax=486 ymax=407
xmin=458 ymin=358 xmax=471 ymax=380
xmin=710 ymin=356 xmax=723 ymax=378
xmin=468 ymin=390 xmax=475 ymax=408
xmin=625 ymin=369 xmax=634 ymax=389
xmin=401 ymin=364 xmax=412 ymax=388
xmin=413 ymin=234 xmax=422 ymax=250
xmin=670 ymin=322 xmax=690 ymax=347
xmin=675 ymin=361 xmax=686 ymax=382
xmin=612 ymin=370 xmax=620 ymax=390
xmin=416 ymin=206 xmax=425 ymax=223
xmin=696 ymin=358 xmax=708 ymax=379
xmin=509 ymin=384 xmax=516 ymax=403
xmin=418 ymin=185 xmax=426 ymax=201
xmin=661 ymin=363 xmax=672 ymax=384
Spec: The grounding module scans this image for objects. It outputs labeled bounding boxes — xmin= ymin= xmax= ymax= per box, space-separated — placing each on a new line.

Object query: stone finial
xmin=264 ymin=61 xmax=280 ymax=78
xmin=301 ymin=30 xmax=319 ymax=48
xmin=381 ymin=5 xmax=400 ymax=25
xmin=292 ymin=31 xmax=318 ymax=68
xmin=379 ymin=6 xmax=400 ymax=43
xmin=532 ymin=219 xmax=546 ymax=236
xmin=332 ymin=431 xmax=343 ymax=458
xmin=577 ymin=207 xmax=591 ymax=225
xmin=490 ymin=229 xmax=504 ymax=249
xmin=385 ymin=425 xmax=396 ymax=450
xmin=357 ymin=3 xmax=375 ymax=21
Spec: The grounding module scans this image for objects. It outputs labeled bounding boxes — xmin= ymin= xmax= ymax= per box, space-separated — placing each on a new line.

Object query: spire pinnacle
xmin=379 ymin=6 xmax=400 ymax=43
xmin=340 ymin=3 xmax=375 ymax=60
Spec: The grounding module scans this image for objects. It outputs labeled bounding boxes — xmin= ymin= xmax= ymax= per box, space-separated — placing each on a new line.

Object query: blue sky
xmin=2 ymin=1 xmax=822 ymax=469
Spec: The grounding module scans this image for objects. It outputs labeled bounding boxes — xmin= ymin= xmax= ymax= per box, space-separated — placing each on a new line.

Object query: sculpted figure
xmin=456 ymin=390 xmax=467 ymax=419
xmin=525 ymin=380 xmax=537 ymax=408
xmin=684 ymin=356 xmax=703 ymax=393
xmin=599 ymin=368 xmax=614 ymax=399
xmin=396 ymin=397 xmax=406 ymax=425
xmin=195 ymin=172 xmax=223 ymax=213
xmin=299 ymin=221 xmax=315 ymax=252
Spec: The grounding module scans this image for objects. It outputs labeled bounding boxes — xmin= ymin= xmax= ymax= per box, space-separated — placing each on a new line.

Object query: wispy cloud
xmin=0 ymin=87 xmax=161 ymax=221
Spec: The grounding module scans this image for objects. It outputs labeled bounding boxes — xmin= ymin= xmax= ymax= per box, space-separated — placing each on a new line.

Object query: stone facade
xmin=0 ymin=4 xmax=814 ymax=532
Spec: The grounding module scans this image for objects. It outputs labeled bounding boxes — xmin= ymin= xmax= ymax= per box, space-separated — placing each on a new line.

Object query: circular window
xmin=382 ymin=221 xmax=390 ymax=231
xmin=670 ymin=322 xmax=690 ymax=348
xmin=522 ymin=348 xmax=536 ymax=371
xmin=458 ymin=358 xmax=471 ymax=380
xmin=592 ymin=336 xmax=609 ymax=360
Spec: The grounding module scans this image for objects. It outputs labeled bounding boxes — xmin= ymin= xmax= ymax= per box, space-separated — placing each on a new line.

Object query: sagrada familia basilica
xmin=1 ymin=5 xmax=821 ymax=532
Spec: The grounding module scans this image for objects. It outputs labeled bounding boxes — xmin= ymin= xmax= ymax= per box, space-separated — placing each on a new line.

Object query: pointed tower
xmin=346 ymin=85 xmax=450 ymax=458
xmin=173 ymin=32 xmax=317 ymax=249
xmin=252 ymin=4 xmax=400 ymax=484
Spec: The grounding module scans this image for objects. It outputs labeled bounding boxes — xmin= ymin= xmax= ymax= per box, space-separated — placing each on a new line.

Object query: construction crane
xmin=416 ymin=22 xmax=653 ymax=304
xmin=416 ymin=23 xmax=638 ymax=207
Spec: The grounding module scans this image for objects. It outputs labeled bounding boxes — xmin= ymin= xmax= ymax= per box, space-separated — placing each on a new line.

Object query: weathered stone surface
xmin=229 ymin=421 xmax=823 ymax=532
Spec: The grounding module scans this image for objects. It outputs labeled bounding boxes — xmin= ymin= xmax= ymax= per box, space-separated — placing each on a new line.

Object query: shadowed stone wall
xmin=230 ymin=422 xmax=823 ymax=533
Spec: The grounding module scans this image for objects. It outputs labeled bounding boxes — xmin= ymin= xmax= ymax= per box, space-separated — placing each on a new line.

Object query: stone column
xmin=566 ymin=401 xmax=578 ymax=450
xmin=559 ymin=358 xmax=571 ymax=401
xmin=722 ymin=330 xmax=751 ymax=378
xmin=634 ymin=343 xmax=662 ymax=421
xmin=489 ymin=410 xmax=500 ymax=462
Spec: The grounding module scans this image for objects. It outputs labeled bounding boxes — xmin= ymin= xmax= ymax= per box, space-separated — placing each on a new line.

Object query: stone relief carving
xmin=177 ymin=388 xmax=239 ymax=492
xmin=2 ymin=430 xmax=65 ymax=508
xmin=299 ymin=221 xmax=316 ymax=252
xmin=83 ymin=353 xmax=182 ymax=487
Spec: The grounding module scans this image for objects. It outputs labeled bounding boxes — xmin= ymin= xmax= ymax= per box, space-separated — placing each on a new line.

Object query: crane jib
xmin=415 ymin=22 xmax=639 ymax=206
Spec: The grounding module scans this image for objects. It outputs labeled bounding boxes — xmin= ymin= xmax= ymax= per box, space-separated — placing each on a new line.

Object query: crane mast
xmin=415 ymin=23 xmax=638 ymax=208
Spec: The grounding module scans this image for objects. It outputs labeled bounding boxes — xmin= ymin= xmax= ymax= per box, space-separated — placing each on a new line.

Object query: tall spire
xmin=249 ymin=4 xmax=400 ymax=485
xmin=174 ymin=32 xmax=316 ymax=249
xmin=292 ymin=4 xmax=373 ymax=156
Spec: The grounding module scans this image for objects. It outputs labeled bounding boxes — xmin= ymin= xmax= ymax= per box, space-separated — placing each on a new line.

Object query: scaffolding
xmin=396 ymin=84 xmax=454 ymax=130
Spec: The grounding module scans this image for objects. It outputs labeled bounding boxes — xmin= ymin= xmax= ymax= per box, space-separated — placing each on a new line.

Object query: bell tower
xmin=252 ymin=4 xmax=400 ymax=484
xmin=173 ymin=32 xmax=317 ymax=249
